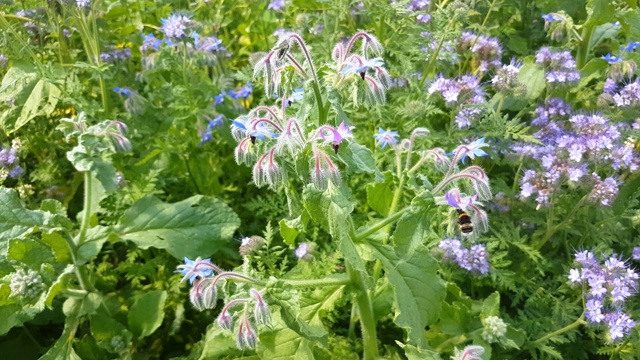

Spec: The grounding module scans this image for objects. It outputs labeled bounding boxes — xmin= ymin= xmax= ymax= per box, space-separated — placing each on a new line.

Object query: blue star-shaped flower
xmin=175 ymin=257 xmax=215 ymax=284
xmin=373 ymin=127 xmax=399 ymax=149
xmin=601 ymin=53 xmax=621 ymax=64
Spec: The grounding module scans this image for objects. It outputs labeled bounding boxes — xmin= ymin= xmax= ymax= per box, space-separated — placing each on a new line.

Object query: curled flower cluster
xmin=176 ymin=257 xmax=271 ymax=350
xmin=535 ymin=47 xmax=581 ymax=84
xmin=100 ymin=47 xmax=132 ymax=64
xmin=457 ymin=31 xmax=503 ymax=72
xmin=0 ymin=139 xmax=24 ymax=182
xmin=428 ymin=74 xmax=486 ymax=128
xmin=9 ymin=268 xmax=45 ymax=298
xmin=515 ymin=99 xmax=638 ymax=208
xmin=491 ymin=58 xmax=525 ymax=95
xmin=438 ymin=238 xmax=490 ymax=274
xmin=611 ymin=78 xmax=640 ymax=107
xmin=568 ymin=251 xmax=639 ymax=341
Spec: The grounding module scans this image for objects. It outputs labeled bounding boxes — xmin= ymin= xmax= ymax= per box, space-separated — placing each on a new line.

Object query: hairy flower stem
xmin=347 ymin=261 xmax=379 ymax=360
xmin=78 ymin=171 xmax=93 ymax=245
xmin=354 ymin=207 xmax=409 ymax=242
xmin=529 ymin=314 xmax=585 ymax=346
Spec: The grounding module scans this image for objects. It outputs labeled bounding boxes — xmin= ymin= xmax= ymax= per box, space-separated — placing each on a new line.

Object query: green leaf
xmin=257 ymin=310 xmax=316 ymax=359
xmin=585 ymin=0 xmax=615 ymax=26
xmin=623 ymin=10 xmax=640 ymax=39
xmin=279 ymin=217 xmax=303 ymax=246
xmin=303 ymin=185 xmax=368 ymax=281
xmin=41 ymin=233 xmax=72 ymax=264
xmin=588 ymin=23 xmax=621 ymax=52
xmin=337 ymin=141 xmax=378 ymax=175
xmin=368 ymin=243 xmax=445 ymax=347
xmin=66 ymin=146 xmax=117 ymax=194
xmin=115 ymin=195 xmax=240 ymax=259
xmin=366 ymin=171 xmax=394 ymax=216
xmin=481 ymin=292 xmax=500 ymax=318
xmin=517 ymin=62 xmax=546 ymax=101
xmin=397 ymin=342 xmax=441 ymax=360
xmin=0 ymin=62 xmax=61 ymax=134
xmin=299 ymin=285 xmax=345 ymax=327
xmin=265 ymin=278 xmax=328 ymax=345
xmin=392 ymin=209 xmax=431 ymax=258
xmin=8 ymin=238 xmax=55 ymax=268
xmin=0 ymin=187 xmax=53 ymax=251
xmin=44 ymin=265 xmax=75 ymax=307
xmin=77 ymin=226 xmax=114 ymax=265
xmin=127 ymin=290 xmax=167 ymax=339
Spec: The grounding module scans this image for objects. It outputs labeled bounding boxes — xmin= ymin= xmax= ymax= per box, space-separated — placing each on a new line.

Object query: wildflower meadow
xmin=1 ymin=0 xmax=640 ymax=359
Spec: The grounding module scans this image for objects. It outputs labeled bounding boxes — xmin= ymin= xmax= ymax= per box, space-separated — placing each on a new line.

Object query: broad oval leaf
xmin=115 ymin=195 xmax=240 ymax=259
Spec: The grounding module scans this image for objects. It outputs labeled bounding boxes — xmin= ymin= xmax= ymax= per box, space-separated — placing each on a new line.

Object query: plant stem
xmin=77 ymin=171 xmax=93 ymax=245
xmin=576 ymin=25 xmax=594 ymax=69
xmin=354 ymin=207 xmax=409 ymax=242
xmin=536 ymin=195 xmax=587 ymax=250
xmin=347 ymin=261 xmax=378 ymax=360
xmin=530 ymin=314 xmax=585 ymax=346
xmin=496 ymin=94 xmax=505 ymax=116
xmin=417 ymin=20 xmax=453 ymax=90
xmin=286 ymin=275 xmax=351 ymax=288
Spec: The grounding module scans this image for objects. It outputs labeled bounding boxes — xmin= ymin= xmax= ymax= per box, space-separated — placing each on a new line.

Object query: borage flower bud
xmin=310 ymin=148 xmax=341 ymax=191
xmin=234 ymin=137 xmax=256 ymax=165
xmin=253 ymin=147 xmax=285 ymax=189
xmin=250 ymin=289 xmax=271 ymax=326
xmin=236 ymin=317 xmax=258 ymax=350
xmin=217 ymin=311 xmax=234 ymax=331
xmin=189 ymin=279 xmax=217 ymax=311
xmin=276 ymin=118 xmax=306 ymax=156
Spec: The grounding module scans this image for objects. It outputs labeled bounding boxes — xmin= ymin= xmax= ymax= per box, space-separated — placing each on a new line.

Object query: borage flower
xmin=175 ymin=257 xmax=219 ymax=284
xmin=373 ymin=127 xmax=399 ymax=149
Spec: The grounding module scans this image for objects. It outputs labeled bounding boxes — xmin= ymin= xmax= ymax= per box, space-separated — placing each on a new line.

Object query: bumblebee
xmin=455 ymin=208 xmax=474 ymax=235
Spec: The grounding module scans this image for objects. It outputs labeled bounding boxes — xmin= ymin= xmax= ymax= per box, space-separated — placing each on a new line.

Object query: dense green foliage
xmin=1 ymin=0 xmax=640 ymax=359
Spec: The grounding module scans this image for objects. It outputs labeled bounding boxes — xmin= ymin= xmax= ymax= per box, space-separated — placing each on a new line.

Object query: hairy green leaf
xmin=369 ymin=243 xmax=444 ymax=347
xmin=128 ymin=290 xmax=167 ymax=339
xmin=115 ymin=195 xmax=240 ymax=259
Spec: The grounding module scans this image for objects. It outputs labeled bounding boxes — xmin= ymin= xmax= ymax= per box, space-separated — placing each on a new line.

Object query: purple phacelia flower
xmin=569 ymin=251 xmax=639 ymax=341
xmin=267 ymin=0 xmax=285 ymax=10
xmin=161 ymin=14 xmax=191 ymax=39
xmin=535 ymin=47 xmax=580 ymax=84
xmin=438 ymin=238 xmax=490 ymax=275
xmin=588 ymin=174 xmax=619 ymax=206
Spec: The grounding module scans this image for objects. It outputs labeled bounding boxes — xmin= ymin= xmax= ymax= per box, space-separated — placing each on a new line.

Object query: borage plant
xmin=176 ymin=31 xmax=510 ymax=359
